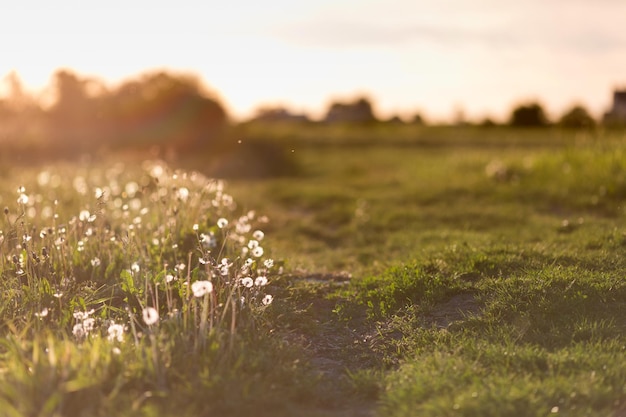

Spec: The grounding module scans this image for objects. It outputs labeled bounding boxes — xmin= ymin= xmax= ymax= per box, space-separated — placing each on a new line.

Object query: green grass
xmin=1 ymin=126 xmax=626 ymax=416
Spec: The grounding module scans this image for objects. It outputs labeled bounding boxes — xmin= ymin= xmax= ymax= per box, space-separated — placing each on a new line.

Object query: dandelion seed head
xmin=177 ymin=187 xmax=189 ymax=201
xmin=255 ymin=276 xmax=268 ymax=286
xmin=252 ymin=230 xmax=264 ymax=241
xmin=82 ymin=318 xmax=95 ymax=332
xmin=142 ymin=307 xmax=159 ymax=326
xmin=107 ymin=323 xmax=125 ymax=342
xmin=240 ymin=277 xmax=253 ymax=288
xmin=73 ymin=309 xmax=95 ymax=320
xmin=252 ymin=246 xmax=264 ymax=258
xmin=264 ymin=259 xmax=274 ymax=269
xmin=72 ymin=323 xmax=86 ymax=339
xmin=191 ymin=280 xmax=213 ymax=297
xmin=79 ymin=210 xmax=91 ymax=222
xmin=17 ymin=193 xmax=29 ymax=205
xmin=91 ymin=257 xmax=101 ymax=267
xmin=217 ymin=218 xmax=228 ymax=228
xmin=262 ymin=294 xmax=273 ymax=306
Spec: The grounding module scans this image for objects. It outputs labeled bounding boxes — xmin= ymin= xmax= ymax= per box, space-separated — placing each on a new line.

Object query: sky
xmin=2 ymin=0 xmax=625 ymax=122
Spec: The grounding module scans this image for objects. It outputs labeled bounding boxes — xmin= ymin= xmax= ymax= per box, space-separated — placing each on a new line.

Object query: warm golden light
xmin=2 ymin=0 xmax=625 ymax=122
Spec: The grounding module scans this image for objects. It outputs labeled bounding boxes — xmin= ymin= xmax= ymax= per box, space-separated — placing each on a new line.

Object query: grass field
xmin=1 ymin=126 xmax=625 ymax=416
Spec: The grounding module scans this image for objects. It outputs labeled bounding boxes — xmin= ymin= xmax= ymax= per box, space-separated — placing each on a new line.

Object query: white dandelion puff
xmin=107 ymin=323 xmax=125 ymax=342
xmin=217 ymin=218 xmax=228 ymax=228
xmin=72 ymin=323 xmax=86 ymax=339
xmin=252 ymin=246 xmax=264 ymax=258
xmin=142 ymin=307 xmax=159 ymax=326
xmin=73 ymin=309 xmax=95 ymax=320
xmin=82 ymin=318 xmax=95 ymax=332
xmin=17 ymin=193 xmax=29 ymax=205
xmin=240 ymin=277 xmax=254 ymax=288
xmin=254 ymin=276 xmax=268 ymax=286
xmin=191 ymin=280 xmax=213 ymax=297
xmin=177 ymin=187 xmax=189 ymax=201
xmin=262 ymin=294 xmax=273 ymax=306
xmin=252 ymin=230 xmax=265 ymax=241
xmin=79 ymin=210 xmax=90 ymax=222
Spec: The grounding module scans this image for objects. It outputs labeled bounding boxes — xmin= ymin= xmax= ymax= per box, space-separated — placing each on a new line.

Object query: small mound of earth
xmin=426 ymin=293 xmax=481 ymax=328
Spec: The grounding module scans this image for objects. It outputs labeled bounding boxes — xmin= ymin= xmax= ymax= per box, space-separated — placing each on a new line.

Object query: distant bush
xmin=325 ymin=97 xmax=377 ymax=124
xmin=558 ymin=105 xmax=596 ymax=128
xmin=509 ymin=102 xmax=549 ymax=127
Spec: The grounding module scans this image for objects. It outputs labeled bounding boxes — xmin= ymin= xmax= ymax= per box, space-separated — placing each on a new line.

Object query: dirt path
xmin=278 ymin=272 xmax=381 ymax=417
xmin=278 ymin=273 xmax=483 ymax=417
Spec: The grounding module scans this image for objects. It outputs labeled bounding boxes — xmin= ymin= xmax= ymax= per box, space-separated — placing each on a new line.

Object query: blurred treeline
xmin=0 ymin=70 xmax=227 ymax=158
xmin=1 ymin=69 xmax=623 ymax=176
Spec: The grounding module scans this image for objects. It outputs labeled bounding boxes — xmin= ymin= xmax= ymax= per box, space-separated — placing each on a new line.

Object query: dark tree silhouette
xmin=559 ymin=105 xmax=596 ymax=128
xmin=509 ymin=102 xmax=549 ymax=127
xmin=47 ymin=69 xmax=107 ymax=148
xmin=101 ymin=71 xmax=227 ymax=151
xmin=325 ymin=97 xmax=377 ymax=124
xmin=411 ymin=113 xmax=426 ymax=125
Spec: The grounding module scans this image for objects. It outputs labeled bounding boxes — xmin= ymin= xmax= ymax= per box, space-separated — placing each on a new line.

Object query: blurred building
xmin=603 ymin=90 xmax=626 ymax=125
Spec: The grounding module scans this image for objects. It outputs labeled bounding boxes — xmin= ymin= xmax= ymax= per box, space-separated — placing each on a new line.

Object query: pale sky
xmin=2 ymin=0 xmax=625 ymax=122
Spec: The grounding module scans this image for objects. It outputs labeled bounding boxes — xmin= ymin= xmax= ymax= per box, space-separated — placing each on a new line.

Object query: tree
xmin=559 ymin=105 xmax=596 ymax=128
xmin=325 ymin=97 xmax=377 ymax=124
xmin=509 ymin=102 xmax=549 ymax=127
xmin=411 ymin=113 xmax=426 ymax=125
xmin=103 ymin=71 xmax=228 ymax=151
